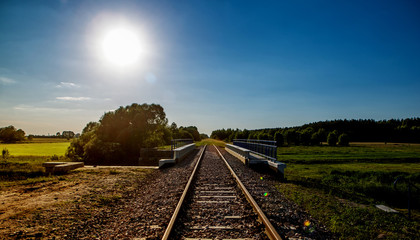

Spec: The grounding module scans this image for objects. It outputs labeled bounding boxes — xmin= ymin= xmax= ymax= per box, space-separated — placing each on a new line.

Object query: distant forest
xmin=211 ymin=118 xmax=420 ymax=146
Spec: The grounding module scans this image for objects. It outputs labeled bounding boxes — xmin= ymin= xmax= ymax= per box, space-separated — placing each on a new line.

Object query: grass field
xmin=196 ymin=138 xmax=226 ymax=147
xmin=27 ymin=138 xmax=72 ymax=143
xmin=0 ymin=138 xmax=72 ymax=184
xmin=279 ymin=143 xmax=420 ymax=209
xmin=1 ymin=142 xmax=71 ymax=156
xmin=278 ymin=183 xmax=419 ymax=239
xmin=274 ymin=142 xmax=420 ymax=239
xmin=277 ymin=143 xmax=420 ymax=163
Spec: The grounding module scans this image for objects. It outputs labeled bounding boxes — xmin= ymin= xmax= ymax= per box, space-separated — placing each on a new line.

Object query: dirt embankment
xmin=0 ymin=166 xmax=154 ymax=239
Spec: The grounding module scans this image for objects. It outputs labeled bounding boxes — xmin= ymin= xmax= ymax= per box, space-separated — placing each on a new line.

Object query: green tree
xmin=299 ymin=127 xmax=314 ymax=146
xmin=285 ymin=129 xmax=299 ymax=146
xmin=181 ymin=126 xmax=200 ymax=141
xmin=66 ymin=121 xmax=99 ymax=162
xmin=200 ymin=133 xmax=209 ymax=139
xmin=257 ymin=132 xmax=271 ymax=140
xmin=0 ymin=126 xmax=25 ymax=143
xmin=310 ymin=128 xmax=326 ymax=145
xmin=311 ymin=132 xmax=321 ymax=145
xmin=178 ymin=129 xmax=193 ymax=139
xmin=327 ymin=130 xmax=339 ymax=146
xmin=338 ymin=133 xmax=350 ymax=146
xmin=248 ymin=131 xmax=258 ymax=140
xmin=242 ymin=129 xmax=250 ymax=139
xmin=66 ymin=103 xmax=168 ymax=165
xmin=274 ymin=131 xmax=284 ymax=147
xmin=2 ymin=148 xmax=9 ymax=159
xmin=162 ymin=126 xmax=173 ymax=145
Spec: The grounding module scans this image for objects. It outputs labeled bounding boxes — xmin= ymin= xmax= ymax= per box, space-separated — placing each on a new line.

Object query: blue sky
xmin=1 ymin=0 xmax=419 ymax=135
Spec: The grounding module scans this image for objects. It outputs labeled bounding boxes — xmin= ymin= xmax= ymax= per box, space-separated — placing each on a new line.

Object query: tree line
xmin=210 ymin=118 xmax=420 ymax=146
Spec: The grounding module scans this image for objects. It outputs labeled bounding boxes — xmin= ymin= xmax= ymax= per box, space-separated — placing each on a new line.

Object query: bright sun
xmin=102 ymin=27 xmax=141 ymax=67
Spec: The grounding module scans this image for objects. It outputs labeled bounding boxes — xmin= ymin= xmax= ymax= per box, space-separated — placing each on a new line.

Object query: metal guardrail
xmin=233 ymin=139 xmax=277 ymax=161
xmin=171 ymin=139 xmax=194 ymax=150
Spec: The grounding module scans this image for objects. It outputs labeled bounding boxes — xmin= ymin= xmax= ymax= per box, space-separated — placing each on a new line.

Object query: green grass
xmin=278 ymin=183 xmax=420 ymax=239
xmin=1 ymin=142 xmax=70 ymax=156
xmin=27 ymin=138 xmax=72 ymax=143
xmin=0 ymin=155 xmax=71 ymax=184
xmin=279 ymin=144 xmax=420 ymax=208
xmin=97 ymin=194 xmax=122 ymax=206
xmin=196 ymin=138 xmax=226 ymax=147
xmin=285 ymin=162 xmax=420 ymax=207
xmin=157 ymin=145 xmax=172 ymax=150
xmin=275 ymin=143 xmax=420 ymax=239
xmin=0 ymin=175 xmax=61 ymax=189
xmin=278 ymin=143 xmax=420 ymax=163
xmin=286 ymin=162 xmax=420 ymax=180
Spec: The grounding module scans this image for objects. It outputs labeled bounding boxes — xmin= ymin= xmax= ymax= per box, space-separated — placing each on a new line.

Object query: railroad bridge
xmin=160 ymin=139 xmax=286 ymax=178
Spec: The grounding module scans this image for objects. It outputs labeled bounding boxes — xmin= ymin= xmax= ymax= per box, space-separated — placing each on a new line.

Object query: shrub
xmin=338 ymin=133 xmax=350 ymax=146
xmin=2 ymin=148 xmax=9 ymax=159
xmin=327 ymin=130 xmax=338 ymax=146
xmin=257 ymin=132 xmax=271 ymax=140
xmin=311 ymin=132 xmax=321 ymax=145
xmin=299 ymin=127 xmax=314 ymax=146
xmin=285 ymin=129 xmax=300 ymax=146
xmin=274 ymin=131 xmax=284 ymax=147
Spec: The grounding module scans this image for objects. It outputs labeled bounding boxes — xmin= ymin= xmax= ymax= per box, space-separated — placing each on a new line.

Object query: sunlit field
xmin=277 ymin=142 xmax=420 ymax=208
xmin=274 ymin=142 xmax=420 ymax=239
xmin=278 ymin=142 xmax=420 ymax=163
xmin=27 ymin=138 xmax=72 ymax=143
xmin=0 ymin=142 xmax=71 ymax=156
xmin=0 ymin=138 xmax=72 ymax=185
xmin=1 ymin=137 xmax=71 ymax=156
xmin=196 ymin=138 xmax=226 ymax=147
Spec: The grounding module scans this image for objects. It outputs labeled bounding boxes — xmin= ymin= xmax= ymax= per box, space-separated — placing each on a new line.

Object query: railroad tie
xmin=197 ymin=195 xmax=236 ymax=198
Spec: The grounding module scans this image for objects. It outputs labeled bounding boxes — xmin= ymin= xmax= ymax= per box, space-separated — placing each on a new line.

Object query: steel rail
xmin=214 ymin=145 xmax=284 ymax=240
xmin=162 ymin=145 xmax=207 ymax=240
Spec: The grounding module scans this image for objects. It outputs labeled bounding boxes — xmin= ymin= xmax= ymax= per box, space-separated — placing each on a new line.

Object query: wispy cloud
xmin=56 ymin=96 xmax=91 ymax=101
xmin=0 ymin=76 xmax=16 ymax=85
xmin=13 ymin=104 xmax=83 ymax=112
xmin=55 ymin=82 xmax=80 ymax=88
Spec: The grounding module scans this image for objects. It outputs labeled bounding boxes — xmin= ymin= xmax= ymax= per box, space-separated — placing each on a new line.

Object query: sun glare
xmin=102 ymin=27 xmax=141 ymax=67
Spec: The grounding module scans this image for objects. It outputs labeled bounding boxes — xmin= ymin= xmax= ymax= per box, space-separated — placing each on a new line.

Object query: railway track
xmin=163 ymin=145 xmax=283 ymax=240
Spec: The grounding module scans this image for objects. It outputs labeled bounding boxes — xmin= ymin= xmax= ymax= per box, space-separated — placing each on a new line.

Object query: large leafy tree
xmin=67 ymin=103 xmax=168 ymax=165
xmin=180 ymin=126 xmax=200 ymax=141
xmin=274 ymin=131 xmax=284 ymax=147
xmin=327 ymin=130 xmax=339 ymax=146
xmin=0 ymin=126 xmax=25 ymax=143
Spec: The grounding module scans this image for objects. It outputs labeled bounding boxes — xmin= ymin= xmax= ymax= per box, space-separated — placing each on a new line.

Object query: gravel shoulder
xmin=0 ymin=166 xmax=153 ymax=239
